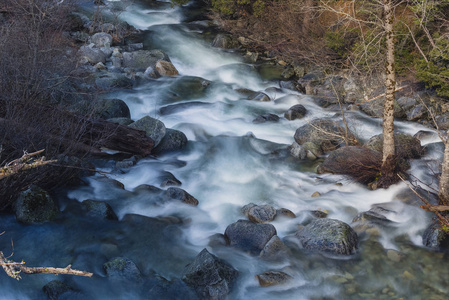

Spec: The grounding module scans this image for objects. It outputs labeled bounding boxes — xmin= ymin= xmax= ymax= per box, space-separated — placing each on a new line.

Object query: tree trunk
xmin=381 ymin=0 xmax=396 ymax=179
xmin=439 ymin=138 xmax=449 ymax=205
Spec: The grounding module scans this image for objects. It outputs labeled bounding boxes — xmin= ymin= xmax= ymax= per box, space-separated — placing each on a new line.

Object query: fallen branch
xmin=421 ymin=204 xmax=449 ymax=212
xmin=0 ymin=251 xmax=93 ymax=280
xmin=356 ymin=85 xmax=408 ymax=106
xmin=0 ymin=150 xmax=57 ymax=180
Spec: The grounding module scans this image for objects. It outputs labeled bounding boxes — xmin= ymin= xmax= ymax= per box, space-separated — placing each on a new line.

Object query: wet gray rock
xmin=164 ymin=187 xmax=199 ymax=206
xmin=15 ymin=186 xmax=59 ymax=224
xmin=397 ymin=96 xmax=418 ymax=111
xmin=436 ymin=114 xmax=449 ymax=130
xmin=95 ymin=73 xmax=134 ymax=90
xmin=394 ymin=187 xmax=439 ymax=207
xmin=295 ymin=218 xmax=358 ymax=255
xmin=252 ymin=114 xmax=280 ymax=124
xmin=82 ymin=200 xmax=118 ymax=220
xmin=407 ymin=104 xmax=427 ymax=121
xmin=248 ymin=92 xmax=270 ymax=102
xmin=276 ymin=208 xmax=296 ymax=219
xmin=365 ymin=133 xmax=424 ymax=160
xmin=284 ymin=104 xmax=307 ymax=120
xmin=103 ymin=257 xmax=142 ymax=281
xmin=256 ymin=271 xmax=293 ymax=287
xmin=224 ymin=219 xmax=277 ymax=254
xmin=359 ymin=97 xmax=405 ymax=118
xmin=294 ymin=118 xmax=356 ymax=153
xmin=279 ymin=81 xmax=302 ymax=92
xmin=92 ymin=98 xmax=131 ymax=119
xmin=259 ymin=235 xmax=290 ymax=261
xmin=211 ymin=33 xmax=240 ymax=49
xmin=91 ymin=32 xmax=113 ymax=47
xmin=423 ymin=220 xmax=449 ymax=250
xmin=129 ymin=116 xmax=166 ymax=147
xmin=247 ymin=205 xmax=277 ymax=223
xmin=169 ymin=76 xmax=211 ymax=100
xmin=352 ymin=210 xmax=394 ymax=235
xmin=43 ymin=280 xmax=78 ymax=300
xmin=157 ymin=171 xmax=182 ymax=187
xmin=317 ymin=146 xmax=382 ymax=184
xmin=78 ymin=45 xmax=106 ymax=64
xmin=122 ymin=49 xmax=170 ymax=70
xmin=241 ymin=203 xmax=257 ymax=217
xmin=108 ymin=117 xmax=134 ymax=126
xmin=148 ymin=277 xmax=198 ymax=300
xmin=182 ymin=248 xmax=238 ymax=300
xmin=153 ymin=128 xmax=188 ymax=155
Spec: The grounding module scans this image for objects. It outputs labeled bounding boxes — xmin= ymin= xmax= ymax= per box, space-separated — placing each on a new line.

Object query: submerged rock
xmin=148 ymin=277 xmax=198 ymax=300
xmin=224 ymin=219 xmax=277 ymax=254
xmin=295 ymin=218 xmax=358 ymax=255
xmin=103 ymin=257 xmax=142 ymax=281
xmin=82 ymin=199 xmax=118 ymax=220
xmin=43 ymin=280 xmax=78 ymax=300
xmin=182 ymin=248 xmax=238 ymax=300
xmin=15 ymin=186 xmax=59 ymax=224
xmin=252 ymin=114 xmax=280 ymax=124
xmin=423 ymin=220 xmax=449 ymax=250
xmin=164 ymin=187 xmax=199 ymax=206
xmin=256 ymin=271 xmax=293 ymax=287
xmin=259 ymin=235 xmax=290 ymax=261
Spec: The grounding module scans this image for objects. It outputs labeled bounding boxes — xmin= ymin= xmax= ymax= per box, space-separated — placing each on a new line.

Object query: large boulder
xmin=294 ymin=118 xmax=356 ymax=153
xmin=182 ymin=248 xmax=239 ymax=300
xmin=317 ymin=146 xmax=382 ymax=184
xmin=211 ymin=33 xmax=240 ymax=49
xmin=224 ymin=219 xmax=277 ymax=255
xmin=92 ymin=98 xmax=131 ymax=119
xmin=153 ymin=128 xmax=188 ymax=155
xmin=15 ymin=186 xmax=59 ymax=224
xmin=364 ymin=133 xmax=424 ymax=160
xmin=78 ymin=45 xmax=107 ymax=64
xmin=129 ymin=116 xmax=166 ymax=147
xmin=294 ymin=218 xmax=358 ymax=255
xmin=91 ymin=32 xmax=113 ymax=47
xmin=122 ymin=49 xmax=170 ymax=70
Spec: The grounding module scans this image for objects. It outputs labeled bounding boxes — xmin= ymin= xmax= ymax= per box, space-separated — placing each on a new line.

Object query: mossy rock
xmin=15 ymin=186 xmax=59 ymax=224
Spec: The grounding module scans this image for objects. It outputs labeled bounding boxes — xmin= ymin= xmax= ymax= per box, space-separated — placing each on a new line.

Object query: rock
xmin=364 ymin=133 xmax=424 ymax=160
xmin=95 ymin=73 xmax=134 ymax=90
xmin=423 ymin=220 xmax=449 ymax=250
xmin=252 ymin=114 xmax=280 ymax=123
xmin=152 ymin=128 xmax=188 ymax=155
xmin=78 ymin=45 xmax=106 ymax=64
xmin=15 ymin=186 xmax=59 ymax=224
xmin=294 ymin=118 xmax=356 ymax=153
xmin=259 ymin=235 xmax=290 ymax=261
xmin=92 ymin=98 xmax=131 ymax=119
xmin=129 ymin=116 xmax=166 ymax=147
xmin=91 ymin=32 xmax=113 ymax=47
xmin=297 ymin=71 xmax=325 ymax=95
xmin=317 ymin=146 xmax=382 ymax=184
xmin=396 ymin=96 xmax=418 ymax=111
xmin=247 ymin=205 xmax=277 ymax=223
xmin=241 ymin=203 xmax=257 ymax=217
xmin=386 ymin=249 xmax=403 ymax=262
xmin=211 ymin=33 xmax=240 ymax=49
xmin=224 ymin=219 xmax=277 ymax=254
xmin=124 ymin=43 xmax=144 ymax=52
xmin=352 ymin=210 xmax=394 ymax=235
xmin=208 ymin=233 xmax=227 ymax=248
xmin=256 ymin=271 xmax=293 ymax=287
xmin=122 ymin=49 xmax=170 ymax=70
xmin=311 ymin=192 xmax=321 ymax=198
xmin=310 ymin=75 xmax=346 ymax=107
xmin=393 ymin=187 xmax=439 ymax=207
xmin=359 ymin=97 xmax=405 ymax=118
xmin=155 ymin=60 xmax=179 ymax=77
xmin=343 ymin=77 xmax=359 ymax=104
xmin=407 ymin=104 xmax=427 ymax=121
xmin=295 ymin=218 xmax=358 ymax=255
xmin=276 ymin=208 xmax=296 ymax=219
xmin=157 ymin=171 xmax=182 ymax=187
xmin=284 ymin=104 xmax=307 ymax=120
xmin=248 ymin=92 xmax=270 ymax=102
xmin=279 ymin=81 xmax=302 ymax=92
xmin=436 ymin=115 xmax=449 ymax=130
xmin=164 ymin=187 xmax=199 ymax=206
xmin=43 ymin=280 xmax=78 ymax=300
xmin=103 ymin=257 xmax=142 ymax=281
xmin=148 ymin=277 xmax=198 ymax=300
xmin=82 ymin=200 xmax=118 ymax=220
xmin=169 ymin=76 xmax=211 ymax=100
xmin=95 ymin=62 xmax=107 ymax=70
xmin=182 ymin=248 xmax=238 ymax=300
xmin=281 ymin=67 xmax=295 ymax=79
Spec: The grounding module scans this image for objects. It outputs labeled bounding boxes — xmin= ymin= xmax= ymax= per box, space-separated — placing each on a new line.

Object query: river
xmin=0 ymin=0 xmax=448 ymax=299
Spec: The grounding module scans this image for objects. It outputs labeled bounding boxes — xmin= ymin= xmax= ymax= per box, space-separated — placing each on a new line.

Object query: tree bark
xmin=381 ymin=0 xmax=396 ymax=178
xmin=439 ymin=138 xmax=449 ymax=205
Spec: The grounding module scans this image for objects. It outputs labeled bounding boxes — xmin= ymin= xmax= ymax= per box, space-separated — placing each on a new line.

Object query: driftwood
xmin=0 ymin=251 xmax=93 ymax=280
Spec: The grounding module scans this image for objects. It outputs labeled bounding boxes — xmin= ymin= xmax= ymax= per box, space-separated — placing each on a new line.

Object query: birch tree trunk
xmin=381 ymin=0 xmax=396 ymax=179
xmin=439 ymin=137 xmax=449 ymax=205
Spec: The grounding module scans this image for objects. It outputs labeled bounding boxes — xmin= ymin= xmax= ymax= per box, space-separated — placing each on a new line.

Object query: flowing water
xmin=1 ymin=1 xmax=449 ymax=299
